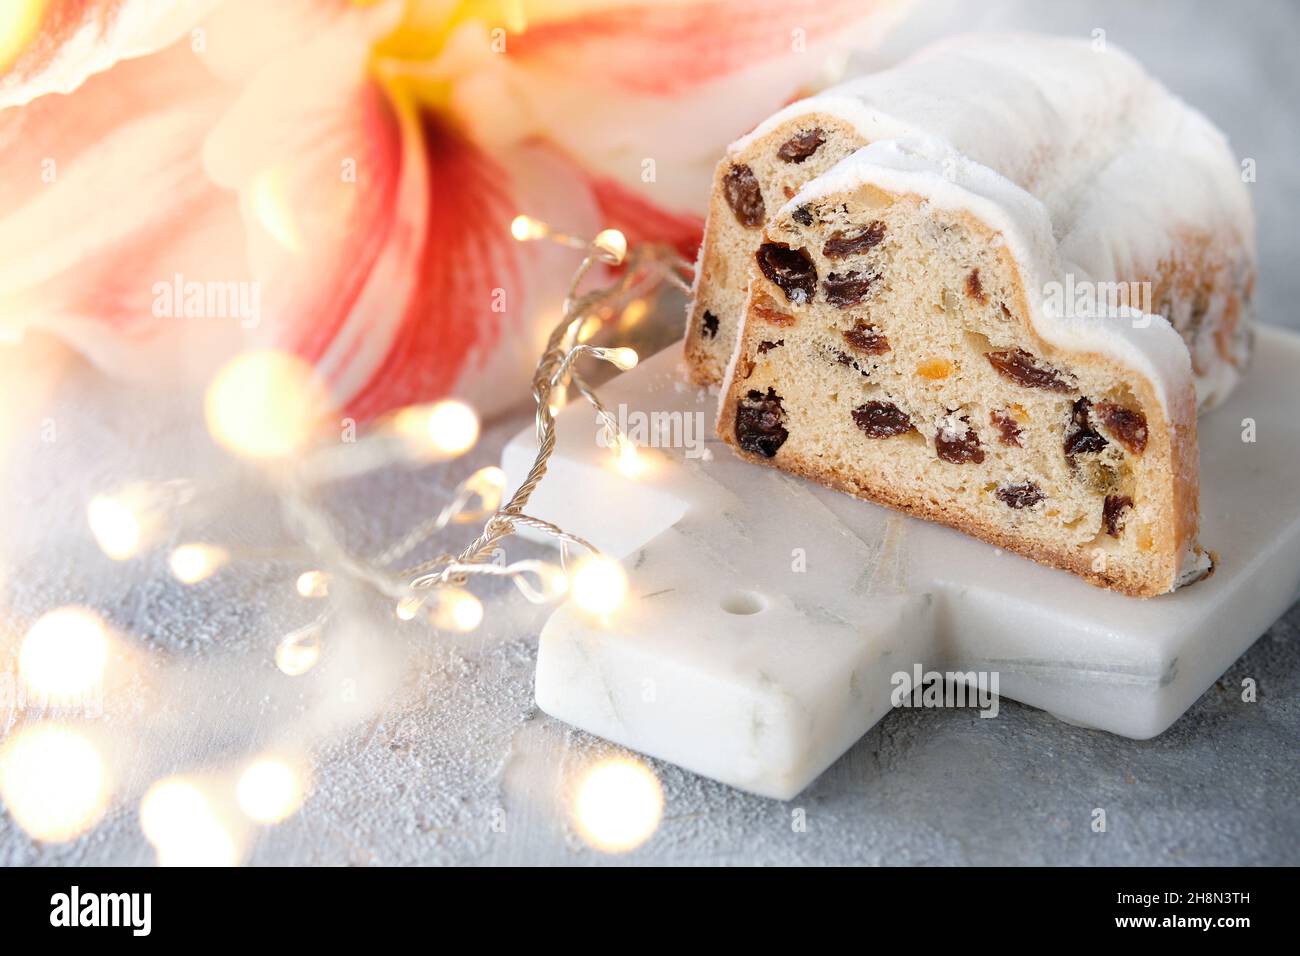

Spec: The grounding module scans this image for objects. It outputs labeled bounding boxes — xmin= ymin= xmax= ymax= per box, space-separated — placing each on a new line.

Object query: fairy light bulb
xmin=0 ymin=724 xmax=110 ymax=843
xmin=573 ymin=757 xmax=663 ymax=853
xmin=614 ymin=434 xmax=644 ymax=477
xmin=431 ymin=588 xmax=484 ymax=632
xmin=275 ymin=622 xmax=322 ymax=676
xmin=295 ymin=570 xmax=329 ymax=598
xmin=510 ymin=214 xmax=548 ymax=241
xmin=619 ymin=298 xmax=649 ymax=328
xmin=205 ymin=350 xmax=329 ymax=459
xmin=140 ymin=776 xmax=238 ymax=866
xmin=237 ymin=757 xmax=306 ymax=824
xmin=19 ymin=607 xmax=111 ymax=699
xmin=168 ymin=544 xmax=228 ymax=584
xmin=569 ymin=554 xmax=627 ymax=617
xmin=592 ymin=229 xmax=627 ymax=265
xmin=395 ymin=595 xmax=424 ymax=621
xmin=602 ymin=347 xmax=639 ymax=371
xmin=577 ymin=316 xmax=603 ymax=343
xmin=426 ymin=400 xmax=479 ymax=457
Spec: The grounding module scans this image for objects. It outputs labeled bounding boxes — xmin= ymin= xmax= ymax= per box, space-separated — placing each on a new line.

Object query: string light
xmin=395 ymin=595 xmax=424 ymax=621
xmin=0 ymin=724 xmax=109 ymax=843
xmin=592 ymin=228 xmax=628 ymax=265
xmin=168 ymin=543 xmax=229 ymax=584
xmin=430 ymin=588 xmax=484 ymax=632
xmin=569 ymin=554 xmax=628 ymax=618
xmin=19 ymin=607 xmax=111 ymax=699
xmin=236 ymin=757 xmax=306 ymax=824
xmin=295 ymin=570 xmax=330 ymax=598
xmin=275 ymin=622 xmax=323 ymax=676
xmin=510 ymin=214 xmax=549 ymax=241
xmin=596 ymin=346 xmax=639 ymax=371
xmin=613 ymin=434 xmax=644 ymax=477
xmin=573 ymin=757 xmax=663 ymax=853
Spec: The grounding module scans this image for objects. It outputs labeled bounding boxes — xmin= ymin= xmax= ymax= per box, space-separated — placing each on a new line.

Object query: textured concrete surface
xmin=1 ymin=0 xmax=1297 ymax=865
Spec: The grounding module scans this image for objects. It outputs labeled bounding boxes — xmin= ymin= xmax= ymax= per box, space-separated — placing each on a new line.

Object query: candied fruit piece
xmin=756 ymin=243 xmax=817 ymax=303
xmin=777 ymin=129 xmax=826 ymax=163
xmin=852 ymin=401 xmax=913 ymax=438
xmin=916 ymin=358 xmax=953 ymax=381
xmin=701 ymin=310 xmax=719 ymax=339
xmin=990 ymin=409 xmax=1023 ymax=447
xmin=966 ymin=269 xmax=987 ymax=304
xmin=1103 ymin=494 xmax=1133 ymax=537
xmin=753 ymin=299 xmax=796 ymax=326
xmin=1064 ymin=398 xmax=1108 ymax=457
xmin=723 ymin=163 xmax=765 ymax=227
xmin=843 ymin=321 xmax=890 ymax=355
xmin=823 ymin=221 xmax=886 ymax=258
xmin=985 ymin=348 xmax=1074 ymax=392
xmin=935 ymin=417 xmax=985 ymax=464
xmin=1096 ymin=402 xmax=1148 ymax=454
xmin=996 ymin=483 xmax=1044 ymax=509
xmin=756 ymin=339 xmax=784 ymax=354
xmin=823 ymin=269 xmax=877 ymax=308
xmin=735 ymin=387 xmax=788 ymax=458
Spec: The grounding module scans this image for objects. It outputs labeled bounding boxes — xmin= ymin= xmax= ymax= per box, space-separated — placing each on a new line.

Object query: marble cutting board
xmin=502 ymin=324 xmax=1300 ymax=799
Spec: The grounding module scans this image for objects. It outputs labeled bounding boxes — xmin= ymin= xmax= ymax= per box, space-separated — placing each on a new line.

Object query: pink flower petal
xmin=0 ymin=0 xmax=221 ymax=109
xmin=0 ymin=40 xmax=250 ymax=381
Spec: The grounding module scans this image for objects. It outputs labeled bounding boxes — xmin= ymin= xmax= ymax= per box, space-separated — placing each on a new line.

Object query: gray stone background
xmin=1 ymin=0 xmax=1296 ymax=866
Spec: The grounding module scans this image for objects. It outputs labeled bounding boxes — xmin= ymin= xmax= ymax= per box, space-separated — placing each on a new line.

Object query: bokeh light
xmin=570 ymin=555 xmax=628 ymax=618
xmin=236 ymin=757 xmax=306 ymax=824
xmin=0 ymin=724 xmax=109 ymax=842
xmin=168 ymin=544 xmax=229 ymax=584
xmin=139 ymin=776 xmax=238 ymax=867
xmin=573 ymin=757 xmax=663 ymax=853
xmin=275 ymin=623 xmax=322 ymax=677
xmin=19 ymin=607 xmax=110 ymax=698
xmin=204 ymin=350 xmax=329 ymax=459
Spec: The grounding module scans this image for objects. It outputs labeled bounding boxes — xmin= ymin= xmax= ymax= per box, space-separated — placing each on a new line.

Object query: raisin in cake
xmin=688 ymin=35 xmax=1255 ymax=413
xmin=718 ymin=132 xmax=1217 ymax=596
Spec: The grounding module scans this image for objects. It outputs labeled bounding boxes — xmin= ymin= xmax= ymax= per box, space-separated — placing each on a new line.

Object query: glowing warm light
xmin=0 ymin=724 xmax=109 ymax=843
xmin=251 ymin=167 xmax=302 ymax=252
xmin=461 ymin=466 xmax=507 ymax=518
xmin=614 ymin=435 xmax=644 ymax=478
xmin=620 ymin=299 xmax=649 ymax=327
xmin=431 ymin=588 xmax=484 ymax=632
xmin=548 ymin=382 xmax=568 ymax=416
xmin=0 ymin=0 xmax=47 ymax=72
xmin=592 ymin=229 xmax=628 ymax=265
xmin=205 ymin=350 xmax=328 ymax=459
xmin=573 ymin=757 xmax=663 ymax=853
xmin=275 ymin=623 xmax=322 ymax=676
xmin=140 ymin=777 xmax=238 ymax=867
xmin=395 ymin=595 xmax=424 ymax=621
xmin=577 ymin=316 xmax=603 ymax=343
xmin=426 ymin=400 xmax=479 ymax=456
xmin=510 ymin=214 xmax=548 ymax=241
xmin=295 ymin=570 xmax=330 ymax=598
xmin=603 ymin=347 xmax=639 ymax=371
xmin=87 ymin=492 xmax=144 ymax=560
xmin=569 ymin=555 xmax=628 ymax=617
xmin=236 ymin=757 xmax=306 ymax=824
xmin=168 ymin=544 xmax=228 ymax=584
xmin=19 ymin=607 xmax=110 ymax=699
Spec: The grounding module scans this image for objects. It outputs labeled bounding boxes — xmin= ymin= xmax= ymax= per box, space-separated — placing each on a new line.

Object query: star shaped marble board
xmin=501 ymin=325 xmax=1300 ymax=799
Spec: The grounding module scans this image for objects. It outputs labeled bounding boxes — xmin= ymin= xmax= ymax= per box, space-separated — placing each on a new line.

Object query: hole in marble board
xmin=720 ymin=590 xmax=768 ymax=615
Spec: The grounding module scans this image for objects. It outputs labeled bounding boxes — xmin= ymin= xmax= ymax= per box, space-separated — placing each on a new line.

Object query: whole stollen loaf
xmin=694 ymin=33 xmax=1260 ymax=597
xmin=685 ymin=33 xmax=1256 ymax=414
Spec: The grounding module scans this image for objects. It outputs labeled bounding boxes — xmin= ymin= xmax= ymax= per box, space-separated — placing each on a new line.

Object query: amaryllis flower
xmin=0 ymin=0 xmax=907 ymax=419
